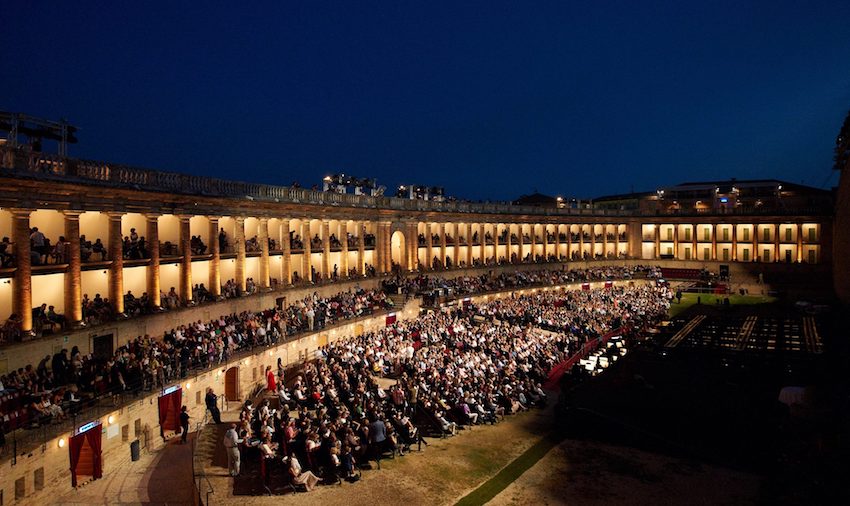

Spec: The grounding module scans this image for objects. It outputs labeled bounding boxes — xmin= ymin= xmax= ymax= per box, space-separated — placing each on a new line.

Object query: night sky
xmin=2 ymin=1 xmax=850 ymax=201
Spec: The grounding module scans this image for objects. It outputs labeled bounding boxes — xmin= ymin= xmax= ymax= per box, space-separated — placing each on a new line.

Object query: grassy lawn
xmin=668 ymin=292 xmax=777 ymax=318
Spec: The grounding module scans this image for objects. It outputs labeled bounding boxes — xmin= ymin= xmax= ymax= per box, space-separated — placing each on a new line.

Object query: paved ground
xmin=54 ymin=434 xmax=195 ymax=506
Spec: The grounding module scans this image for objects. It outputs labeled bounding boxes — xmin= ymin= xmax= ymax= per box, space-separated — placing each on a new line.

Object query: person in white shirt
xmin=223 ymin=423 xmax=243 ymax=476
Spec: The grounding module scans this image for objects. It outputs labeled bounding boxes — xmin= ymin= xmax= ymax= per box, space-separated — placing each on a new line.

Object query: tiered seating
xmin=0 ymin=390 xmax=31 ymax=431
xmin=660 ymin=267 xmax=703 ymax=280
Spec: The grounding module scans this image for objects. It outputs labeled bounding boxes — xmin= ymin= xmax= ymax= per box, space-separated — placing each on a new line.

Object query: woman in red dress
xmin=266 ymin=365 xmax=276 ymax=392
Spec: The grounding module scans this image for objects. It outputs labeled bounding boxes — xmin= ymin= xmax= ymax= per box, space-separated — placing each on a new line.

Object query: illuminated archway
xmin=391 ymin=230 xmax=406 ymax=270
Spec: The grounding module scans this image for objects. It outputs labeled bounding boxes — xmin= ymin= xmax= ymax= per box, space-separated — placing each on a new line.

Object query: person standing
xmin=223 ymin=423 xmax=243 ymax=476
xmin=265 ymin=365 xmax=276 ymax=393
xmin=179 ymin=405 xmax=190 ymax=444
xmin=205 ymin=387 xmax=222 ymax=424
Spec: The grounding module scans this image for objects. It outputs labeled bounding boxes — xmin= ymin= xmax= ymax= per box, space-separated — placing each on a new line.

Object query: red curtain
xmin=386 ymin=314 xmax=396 ymax=326
xmin=85 ymin=425 xmax=103 ymax=481
xmin=69 ymin=433 xmax=84 ymax=487
xmin=158 ymin=389 xmax=183 ymax=436
xmin=172 ymin=389 xmax=183 ymax=431
xmin=158 ymin=395 xmax=170 ymax=437
xmin=69 ymin=423 xmax=102 ymax=487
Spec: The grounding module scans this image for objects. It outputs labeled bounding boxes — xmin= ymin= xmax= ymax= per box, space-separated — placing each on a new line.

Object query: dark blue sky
xmin=2 ymin=1 xmax=849 ymax=200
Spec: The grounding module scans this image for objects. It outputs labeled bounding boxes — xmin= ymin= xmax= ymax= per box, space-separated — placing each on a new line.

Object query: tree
xmin=835 ymin=109 xmax=850 ymax=171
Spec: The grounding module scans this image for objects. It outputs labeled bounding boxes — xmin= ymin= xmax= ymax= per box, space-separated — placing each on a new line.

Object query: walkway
xmin=54 ymin=434 xmax=195 ymax=506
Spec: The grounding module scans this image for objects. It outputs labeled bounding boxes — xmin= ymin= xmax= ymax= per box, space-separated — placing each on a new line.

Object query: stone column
xmin=357 ymin=221 xmax=366 ymax=275
xmin=147 ymin=214 xmax=161 ymax=308
xmin=439 ymin=223 xmax=447 ymax=268
xmin=108 ymin=212 xmax=125 ymax=314
xmin=425 ymin=223 xmax=433 ymax=270
xmin=179 ymin=215 xmax=193 ymax=305
xmin=209 ymin=217 xmax=221 ymax=297
xmin=579 ymin=225 xmax=585 ymax=259
xmin=281 ymin=219 xmax=292 ymax=284
xmin=64 ymin=211 xmax=84 ymax=327
xmin=235 ymin=216 xmax=246 ymax=293
xmin=259 ymin=218 xmax=270 ymax=289
xmin=340 ymin=221 xmax=349 ymax=277
xmin=566 ymin=225 xmax=572 ymax=259
xmin=797 ymin=223 xmax=803 ymax=263
xmin=12 ymin=209 xmax=33 ymax=336
xmin=301 ymin=219 xmax=311 ymax=282
xmin=321 ymin=220 xmax=331 ymax=280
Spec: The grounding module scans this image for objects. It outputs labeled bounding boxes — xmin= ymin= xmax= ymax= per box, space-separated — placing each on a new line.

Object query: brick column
xmin=407 ymin=222 xmax=417 ymax=271
xmin=209 ymin=217 xmax=221 ymax=297
xmin=423 ymin=223 xmax=431 ymax=269
xmin=179 ymin=215 xmax=193 ymax=305
xmin=590 ymin=224 xmax=596 ymax=260
xmin=506 ymin=224 xmax=513 ymax=263
xmin=281 ymin=219 xmax=292 ymax=284
xmin=147 ymin=214 xmax=161 ymax=308
xmin=382 ymin=221 xmax=393 ymax=272
xmin=732 ymin=225 xmax=738 ymax=261
xmin=374 ymin=223 xmax=383 ymax=274
xmin=672 ymin=225 xmax=678 ymax=259
xmin=692 ymin=223 xmax=698 ymax=260
xmin=774 ymin=224 xmax=780 ymax=263
xmin=566 ymin=225 xmax=572 ymax=260
xmin=602 ymin=225 xmax=608 ymax=258
xmin=321 ymin=220 xmax=331 ymax=280
xmin=64 ymin=211 xmax=84 ymax=326
xmin=357 ymin=221 xmax=366 ymax=276
xmin=12 ymin=209 xmax=33 ymax=336
xmin=439 ymin=223 xmax=447 ymax=268
xmin=530 ymin=224 xmax=537 ymax=261
xmin=712 ymin=223 xmax=718 ymax=261
xmin=479 ymin=223 xmax=485 ymax=264
xmin=753 ymin=225 xmax=759 ymax=262
xmin=493 ymin=223 xmax=500 ymax=263
xmin=259 ymin=218 xmax=270 ymax=289
xmin=797 ymin=223 xmax=803 ymax=263
xmin=466 ymin=223 xmax=473 ymax=267
xmin=301 ymin=219 xmax=311 ymax=282
xmin=544 ymin=224 xmax=551 ymax=260
xmin=108 ymin=212 xmax=125 ymax=314
xmin=235 ymin=216 xmax=246 ymax=293
xmin=517 ymin=223 xmax=525 ymax=263
xmin=340 ymin=221 xmax=349 ymax=277
xmin=614 ymin=225 xmax=620 ymax=258
xmin=654 ymin=224 xmax=660 ymax=259
xmin=553 ymin=224 xmax=560 ymax=261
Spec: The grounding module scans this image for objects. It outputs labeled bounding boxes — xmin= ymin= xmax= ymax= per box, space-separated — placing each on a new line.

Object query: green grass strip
xmin=455 ymin=432 xmax=564 ymax=506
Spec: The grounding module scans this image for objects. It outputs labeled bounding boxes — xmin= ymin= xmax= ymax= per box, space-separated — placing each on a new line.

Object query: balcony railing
xmin=1 ymin=146 xmax=833 ymax=218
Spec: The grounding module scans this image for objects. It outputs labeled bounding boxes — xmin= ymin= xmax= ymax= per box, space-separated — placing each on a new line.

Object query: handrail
xmin=3 ymin=146 xmax=828 ymax=217
xmin=191 ymin=401 xmax=215 ymax=506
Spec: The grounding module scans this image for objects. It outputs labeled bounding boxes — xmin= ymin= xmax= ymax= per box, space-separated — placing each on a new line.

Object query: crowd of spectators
xmin=230 ymin=280 xmax=670 ymax=487
xmin=0 ymin=287 xmax=393 ymax=437
xmin=381 ymin=265 xmax=661 ymax=300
